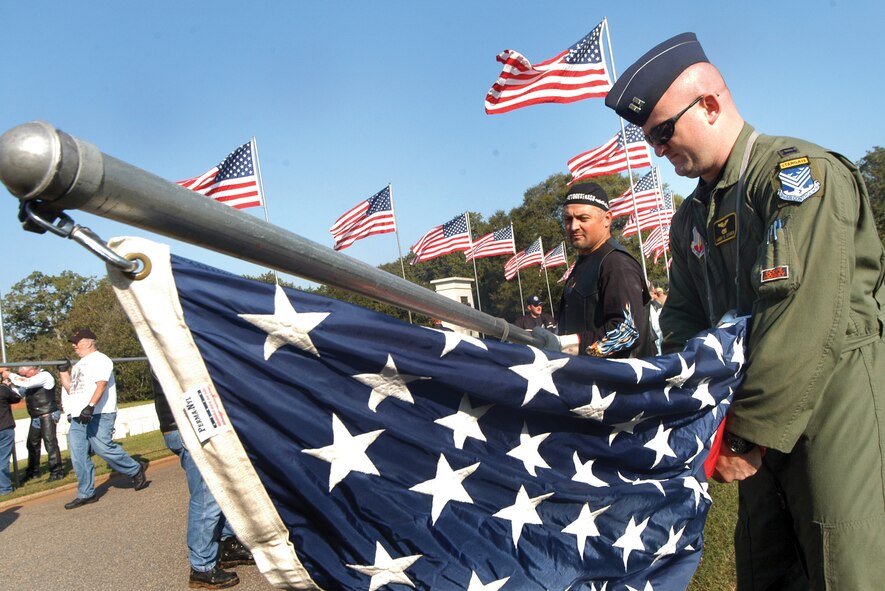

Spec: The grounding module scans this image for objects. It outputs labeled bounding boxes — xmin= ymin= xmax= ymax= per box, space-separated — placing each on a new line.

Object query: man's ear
xmin=701 ymin=93 xmax=721 ymax=124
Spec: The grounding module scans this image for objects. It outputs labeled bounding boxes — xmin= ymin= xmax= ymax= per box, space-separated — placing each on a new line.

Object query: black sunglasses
xmin=644 ymin=95 xmax=704 ymax=146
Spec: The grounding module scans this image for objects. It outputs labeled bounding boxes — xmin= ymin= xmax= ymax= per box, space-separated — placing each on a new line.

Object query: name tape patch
xmin=713 ymin=212 xmax=737 ymax=246
xmin=761 ymin=265 xmax=790 ymax=283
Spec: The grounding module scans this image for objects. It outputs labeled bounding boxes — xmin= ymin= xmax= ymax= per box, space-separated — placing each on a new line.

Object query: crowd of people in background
xmin=1 ymin=328 xmax=253 ymax=589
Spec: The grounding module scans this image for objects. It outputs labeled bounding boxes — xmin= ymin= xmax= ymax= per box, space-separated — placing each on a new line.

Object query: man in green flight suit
xmin=606 ymin=33 xmax=885 ymax=590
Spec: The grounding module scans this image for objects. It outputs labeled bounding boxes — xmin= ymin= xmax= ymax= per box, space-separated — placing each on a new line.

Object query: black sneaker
xmin=218 ymin=537 xmax=255 ymax=568
xmin=64 ymin=496 xmax=98 ymax=510
xmin=188 ymin=566 xmax=239 ymax=589
xmin=132 ymin=459 xmax=149 ymax=491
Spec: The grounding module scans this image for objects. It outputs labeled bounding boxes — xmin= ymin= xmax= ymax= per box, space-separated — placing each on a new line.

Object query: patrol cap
xmin=526 ymin=295 xmax=543 ymax=306
xmin=69 ymin=328 xmax=97 ymax=343
xmin=564 ymin=182 xmax=609 ymax=211
xmin=604 ymin=33 xmax=708 ymax=126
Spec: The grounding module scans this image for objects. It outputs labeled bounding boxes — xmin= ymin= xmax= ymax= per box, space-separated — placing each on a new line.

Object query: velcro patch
xmin=777 ymin=156 xmax=821 ymax=203
xmin=761 ymin=266 xmax=789 ymax=283
xmin=713 ymin=212 xmax=737 ymax=246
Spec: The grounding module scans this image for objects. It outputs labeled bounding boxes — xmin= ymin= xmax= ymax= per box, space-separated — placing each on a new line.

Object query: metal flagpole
xmin=603 ymin=17 xmax=650 ymax=286
xmin=0 ymin=288 xmax=16 ymax=487
xmin=537 ymin=237 xmax=554 ymax=310
xmin=250 ymin=137 xmax=279 ymax=285
xmin=464 ymin=212 xmax=483 ymax=312
xmin=0 ymin=121 xmax=541 ymax=345
xmin=386 ymin=184 xmax=413 ymax=324
xmin=654 ymin=167 xmax=671 ymax=283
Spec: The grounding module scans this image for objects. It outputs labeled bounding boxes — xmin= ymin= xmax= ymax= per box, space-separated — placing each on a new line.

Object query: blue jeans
xmin=0 ymin=428 xmax=14 ymax=495
xmin=67 ymin=412 xmax=140 ymax=499
xmin=30 ymin=409 xmax=61 ymax=429
xmin=164 ymin=430 xmax=232 ymax=571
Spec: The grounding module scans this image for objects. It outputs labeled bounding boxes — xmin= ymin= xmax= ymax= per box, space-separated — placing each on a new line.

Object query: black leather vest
xmin=557 ymin=238 xmax=624 ymax=336
xmin=23 ymin=376 xmax=59 ymax=417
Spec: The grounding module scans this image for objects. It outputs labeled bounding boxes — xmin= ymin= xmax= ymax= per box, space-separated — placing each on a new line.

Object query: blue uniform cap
xmin=605 ymin=33 xmax=708 ymax=126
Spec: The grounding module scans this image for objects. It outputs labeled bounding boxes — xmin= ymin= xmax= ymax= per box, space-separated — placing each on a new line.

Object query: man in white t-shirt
xmin=58 ymin=328 xmax=148 ymax=509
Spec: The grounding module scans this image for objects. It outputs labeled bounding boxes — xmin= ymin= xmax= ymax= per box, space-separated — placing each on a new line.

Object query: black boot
xmin=188 ymin=566 xmax=239 ymax=589
xmin=218 ymin=537 xmax=254 ymax=568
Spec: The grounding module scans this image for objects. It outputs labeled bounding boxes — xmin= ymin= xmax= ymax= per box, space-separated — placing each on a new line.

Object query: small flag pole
xmin=602 ymin=18 xmax=649 ymax=286
xmin=655 ymin=168 xmax=671 ymax=283
xmin=387 ymin=183 xmax=413 ymax=324
xmin=251 ymin=136 xmax=279 ymax=285
xmin=464 ymin=212 xmax=483 ymax=313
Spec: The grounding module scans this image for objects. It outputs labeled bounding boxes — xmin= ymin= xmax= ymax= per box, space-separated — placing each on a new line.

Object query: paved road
xmin=0 ymin=456 xmax=278 ymax=591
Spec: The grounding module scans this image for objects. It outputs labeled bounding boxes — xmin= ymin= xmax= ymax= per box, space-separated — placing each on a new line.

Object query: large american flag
xmin=115 ymin=236 xmax=747 ymax=591
xmin=504 ymin=238 xmax=544 ymax=280
xmin=485 ymin=22 xmax=611 ymax=115
xmin=467 ymin=225 xmax=516 ymax=260
xmin=176 ymin=139 xmax=263 ymax=209
xmin=410 ymin=213 xmax=471 ymax=264
xmin=330 ymin=186 xmax=397 ymax=251
xmin=610 ymin=169 xmax=661 ymax=219
xmin=542 ymin=242 xmax=568 ymax=269
xmin=568 ymin=124 xmax=652 ymax=183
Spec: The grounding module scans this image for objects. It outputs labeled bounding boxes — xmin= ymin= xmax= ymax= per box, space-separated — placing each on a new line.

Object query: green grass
xmin=689 ymin=481 xmax=739 ymax=590
xmin=3 ymin=428 xmax=173 ymax=502
xmin=5 ymin=427 xmax=741 ymax=588
xmin=12 ymin=399 xmax=152 ymax=420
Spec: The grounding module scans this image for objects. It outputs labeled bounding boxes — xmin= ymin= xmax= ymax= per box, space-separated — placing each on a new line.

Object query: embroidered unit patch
xmin=713 ymin=212 xmax=737 ymax=246
xmin=777 ymin=157 xmax=821 ymax=203
xmin=761 ymin=266 xmax=789 ymax=283
xmin=691 ymin=227 xmax=705 ymax=258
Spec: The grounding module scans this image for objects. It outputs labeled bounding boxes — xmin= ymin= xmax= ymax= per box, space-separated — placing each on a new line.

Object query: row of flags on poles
xmin=169 ymin=19 xmax=672 ymax=278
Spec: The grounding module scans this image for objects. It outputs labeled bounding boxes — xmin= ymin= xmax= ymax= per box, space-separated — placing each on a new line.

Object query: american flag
xmin=622 ymin=209 xmax=674 ymax=237
xmin=623 ymin=192 xmax=674 ymax=237
xmin=643 ymin=225 xmax=671 ymax=261
xmin=117 ymin=236 xmax=747 ymax=591
xmin=485 ymin=22 xmax=611 ymax=115
xmin=330 ymin=186 xmax=397 ymax=251
xmin=558 ymin=260 xmax=576 ymax=284
xmin=504 ymin=238 xmax=543 ymax=280
xmin=467 ymin=226 xmax=516 ymax=260
xmin=542 ymin=242 xmax=568 ymax=269
xmin=176 ymin=140 xmax=263 ymax=209
xmin=609 ymin=169 xmax=661 ymax=219
xmin=568 ymin=124 xmax=652 ymax=183
xmin=411 ymin=213 xmax=471 ymax=264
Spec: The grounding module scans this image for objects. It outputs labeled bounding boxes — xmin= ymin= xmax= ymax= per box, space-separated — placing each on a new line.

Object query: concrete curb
xmin=0 ymin=453 xmax=179 ymax=510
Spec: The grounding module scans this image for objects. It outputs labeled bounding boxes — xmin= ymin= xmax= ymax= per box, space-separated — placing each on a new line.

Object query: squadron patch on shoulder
xmin=761 ymin=265 xmax=789 ymax=283
xmin=777 ymin=156 xmax=821 ymax=203
xmin=713 ymin=212 xmax=737 ymax=246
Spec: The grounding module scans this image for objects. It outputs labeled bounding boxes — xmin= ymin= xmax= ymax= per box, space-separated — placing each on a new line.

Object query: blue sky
xmin=1 ymin=1 xmax=882 ymax=299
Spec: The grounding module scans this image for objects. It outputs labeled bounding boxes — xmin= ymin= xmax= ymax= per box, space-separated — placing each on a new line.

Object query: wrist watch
xmin=725 ymin=430 xmax=756 ymax=455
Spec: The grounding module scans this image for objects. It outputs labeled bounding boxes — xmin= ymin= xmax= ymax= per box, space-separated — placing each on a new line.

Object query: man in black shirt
xmin=554 ymin=182 xmax=654 ymax=358
xmin=514 ymin=296 xmax=556 ymax=331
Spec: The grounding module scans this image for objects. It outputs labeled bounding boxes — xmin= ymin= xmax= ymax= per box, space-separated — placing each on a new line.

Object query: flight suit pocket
xmin=753 ymin=216 xmax=800 ymax=299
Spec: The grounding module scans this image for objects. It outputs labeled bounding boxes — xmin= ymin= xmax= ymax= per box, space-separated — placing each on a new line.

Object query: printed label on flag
xmin=183 ymin=383 xmax=230 ymax=442
xmin=713 ymin=212 xmax=737 ymax=246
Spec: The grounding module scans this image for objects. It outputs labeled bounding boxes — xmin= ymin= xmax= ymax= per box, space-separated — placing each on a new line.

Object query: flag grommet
xmin=123 ymin=252 xmax=152 ymax=280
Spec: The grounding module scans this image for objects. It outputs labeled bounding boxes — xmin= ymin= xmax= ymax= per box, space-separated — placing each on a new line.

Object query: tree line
xmin=4 ymin=147 xmax=883 ymax=402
